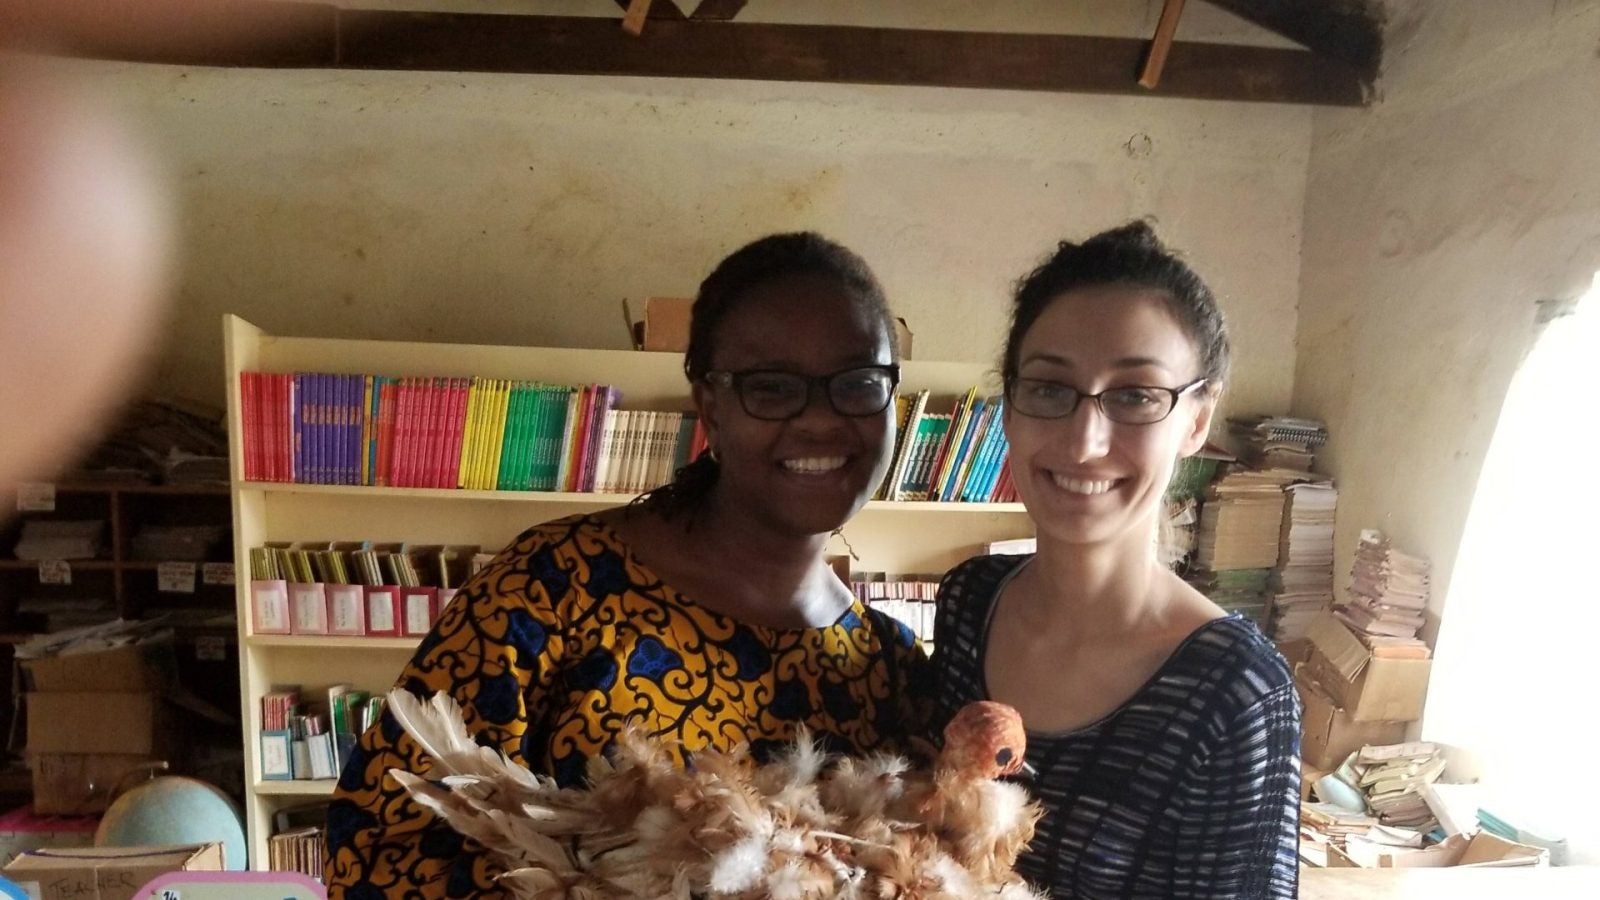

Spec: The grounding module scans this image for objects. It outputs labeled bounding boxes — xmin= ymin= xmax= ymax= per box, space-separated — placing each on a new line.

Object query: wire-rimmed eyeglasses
xmin=1004 ymin=377 xmax=1207 ymax=425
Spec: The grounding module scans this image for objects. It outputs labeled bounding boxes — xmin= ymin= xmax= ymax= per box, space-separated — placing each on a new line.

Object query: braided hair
xmin=634 ymin=232 xmax=897 ymax=521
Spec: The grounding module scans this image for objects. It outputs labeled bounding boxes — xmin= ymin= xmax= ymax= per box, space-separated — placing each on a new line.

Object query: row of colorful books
xmin=241 ymin=371 xmax=1021 ymax=503
xmin=238 ymin=372 xmax=708 ymax=493
xmin=876 ymin=390 xmax=1017 ymax=503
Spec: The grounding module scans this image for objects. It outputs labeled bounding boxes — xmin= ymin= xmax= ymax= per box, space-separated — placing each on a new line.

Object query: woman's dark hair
xmin=637 ymin=232 xmax=897 ymax=520
xmin=1003 ymin=220 xmax=1230 ymax=389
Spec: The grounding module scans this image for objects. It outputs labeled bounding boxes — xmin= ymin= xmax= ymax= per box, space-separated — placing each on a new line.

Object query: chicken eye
xmin=995 ymin=747 xmax=1014 ymax=767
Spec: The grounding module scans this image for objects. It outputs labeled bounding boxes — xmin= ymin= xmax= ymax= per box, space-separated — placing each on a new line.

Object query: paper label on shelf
xmin=201 ymin=562 xmax=235 ymax=585
xmin=195 ymin=636 xmax=227 ymax=661
xmin=159 ymin=561 xmax=198 ymax=593
xmin=37 ymin=560 xmax=70 ymax=585
xmin=15 ymin=482 xmax=55 ymax=513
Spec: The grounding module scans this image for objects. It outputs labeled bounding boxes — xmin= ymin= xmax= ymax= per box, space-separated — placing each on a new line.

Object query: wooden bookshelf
xmin=223 ymin=314 xmax=1034 ymax=869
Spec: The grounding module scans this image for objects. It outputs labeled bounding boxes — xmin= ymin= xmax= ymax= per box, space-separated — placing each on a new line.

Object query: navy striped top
xmin=928 ymin=555 xmax=1301 ymax=899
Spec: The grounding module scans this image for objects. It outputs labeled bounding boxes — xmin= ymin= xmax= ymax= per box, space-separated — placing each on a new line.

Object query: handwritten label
xmin=158 ymin=561 xmax=198 ymax=593
xmin=201 ymin=562 xmax=235 ymax=585
xmin=253 ymin=584 xmax=289 ymax=633
xmin=367 ymin=594 xmax=395 ymax=632
xmin=37 ymin=560 xmax=70 ymax=585
xmin=195 ymin=636 xmax=227 ymax=662
xmin=15 ymin=482 xmax=55 ymax=513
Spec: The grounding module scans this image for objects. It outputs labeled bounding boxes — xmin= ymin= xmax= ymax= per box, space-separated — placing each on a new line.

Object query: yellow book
xmin=460 ymin=376 xmax=486 ymax=490
xmin=483 ymin=379 xmax=511 ymax=489
xmin=359 ymin=375 xmax=374 ymax=486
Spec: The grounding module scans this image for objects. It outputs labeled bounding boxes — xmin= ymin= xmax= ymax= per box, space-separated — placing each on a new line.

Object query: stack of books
xmin=1195 ymin=470 xmax=1299 ymax=571
xmin=1229 ymin=416 xmax=1328 ymax=472
xmin=1346 ymin=742 xmax=1447 ymax=830
xmin=874 ymin=391 xmax=1016 ymax=503
xmin=1188 ymin=568 xmax=1272 ymax=626
xmin=1299 ymin=802 xmax=1380 ymax=866
xmin=1337 ymin=529 xmax=1430 ymax=648
xmin=1267 ymin=481 xmax=1338 ymax=641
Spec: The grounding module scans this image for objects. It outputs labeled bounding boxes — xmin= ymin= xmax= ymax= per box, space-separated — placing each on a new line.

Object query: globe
xmin=94 ymin=777 xmax=248 ymax=871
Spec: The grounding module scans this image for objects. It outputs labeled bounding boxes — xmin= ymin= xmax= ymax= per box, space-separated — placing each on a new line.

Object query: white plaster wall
xmin=1296 ymin=0 xmax=1600 ymax=624
xmin=1296 ymin=0 xmax=1600 ymax=856
xmin=39 ymin=4 xmax=1308 ymax=417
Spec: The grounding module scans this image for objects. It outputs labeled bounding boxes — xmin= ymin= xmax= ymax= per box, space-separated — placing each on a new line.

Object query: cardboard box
xmin=1327 ymin=831 xmax=1548 ymax=868
xmin=19 ymin=644 xmax=165 ymax=694
xmin=892 ymin=317 xmax=914 ymax=359
xmin=27 ymin=693 xmax=164 ymax=756
xmin=3 ymin=842 xmax=224 ymax=900
xmin=1276 ymin=638 xmax=1312 ymax=668
xmin=625 ymin=296 xmax=693 ymax=352
xmin=1305 ymin=614 xmax=1431 ymax=722
xmin=29 ymin=753 xmax=166 ymax=816
xmin=1296 ymin=671 xmax=1409 ymax=769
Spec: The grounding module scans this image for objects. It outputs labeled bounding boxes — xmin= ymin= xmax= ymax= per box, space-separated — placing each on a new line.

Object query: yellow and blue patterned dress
xmin=324 ymin=513 xmax=928 ymax=899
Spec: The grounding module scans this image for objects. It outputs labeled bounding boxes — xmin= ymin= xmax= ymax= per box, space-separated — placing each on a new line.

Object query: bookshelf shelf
xmin=237 ymin=480 xmax=1025 ymax=513
xmin=245 ymin=634 xmax=422 ymax=651
xmin=224 ymin=314 xmax=1034 ymax=870
xmin=253 ymin=780 xmax=337 ymax=797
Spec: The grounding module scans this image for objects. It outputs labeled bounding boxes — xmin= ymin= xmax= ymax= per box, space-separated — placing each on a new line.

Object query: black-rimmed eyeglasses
xmin=703 ymin=365 xmax=900 ymax=421
xmin=1005 ymin=377 xmax=1207 ymax=425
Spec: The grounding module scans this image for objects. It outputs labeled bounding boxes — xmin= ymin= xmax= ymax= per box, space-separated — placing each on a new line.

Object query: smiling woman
xmin=926 ymin=221 xmax=1300 ymax=899
xmin=323 ymin=233 xmax=928 ymax=899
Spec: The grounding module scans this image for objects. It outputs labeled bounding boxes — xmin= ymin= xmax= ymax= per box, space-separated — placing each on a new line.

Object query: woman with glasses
xmin=326 ymin=233 xmax=924 ymax=899
xmin=926 ymin=222 xmax=1299 ymax=899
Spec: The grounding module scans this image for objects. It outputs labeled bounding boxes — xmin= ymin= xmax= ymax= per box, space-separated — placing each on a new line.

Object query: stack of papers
xmin=1267 ymin=481 xmax=1338 ymax=640
xmin=1346 ymin=742 xmax=1447 ymax=831
xmin=1195 ymin=469 xmax=1300 ymax=571
xmin=1189 ymin=568 xmax=1271 ymax=626
xmin=1338 ymin=529 xmax=1431 ymax=644
xmin=11 ymin=520 xmax=107 ymax=561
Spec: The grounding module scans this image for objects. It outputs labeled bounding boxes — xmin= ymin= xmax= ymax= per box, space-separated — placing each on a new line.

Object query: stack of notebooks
xmin=1337 ymin=529 xmax=1430 ymax=649
xmin=1343 ymin=742 xmax=1448 ymax=831
xmin=238 ymin=372 xmax=707 ymax=494
xmin=1267 ymin=481 xmax=1338 ymax=641
xmin=1299 ymin=802 xmax=1380 ymax=865
xmin=1195 ymin=469 xmax=1300 ymax=571
xmin=873 ymin=390 xmax=1017 ymax=504
xmin=1229 ymin=415 xmax=1328 ymax=472
xmin=849 ymin=574 xmax=941 ymax=641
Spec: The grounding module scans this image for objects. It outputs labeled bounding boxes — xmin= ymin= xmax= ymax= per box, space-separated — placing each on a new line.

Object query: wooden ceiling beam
xmin=11 ymin=2 xmax=1368 ymax=107
xmin=1201 ymin=0 xmax=1382 ymax=83
xmin=690 ymin=0 xmax=748 ymax=20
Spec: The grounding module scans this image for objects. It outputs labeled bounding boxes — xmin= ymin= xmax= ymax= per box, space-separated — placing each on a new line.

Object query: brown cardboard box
xmin=1277 ymin=638 xmax=1312 ymax=668
xmin=1305 ymin=614 xmax=1431 ymax=722
xmin=3 ymin=842 xmax=224 ymax=900
xmin=1327 ymin=832 xmax=1547 ymax=868
xmin=27 ymin=693 xmax=163 ymax=756
xmin=1296 ymin=670 xmax=1408 ymax=769
xmin=29 ymin=754 xmax=165 ymax=816
xmin=19 ymin=645 xmax=164 ymax=694
xmin=625 ymin=296 xmax=693 ymax=352
xmin=892 ymin=317 xmax=914 ymax=359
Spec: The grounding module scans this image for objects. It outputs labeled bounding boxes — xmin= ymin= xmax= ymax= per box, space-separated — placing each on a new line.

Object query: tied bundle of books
xmin=1194 ymin=468 xmax=1301 ymax=571
xmin=1341 ymin=742 xmax=1447 ymax=831
xmin=1229 ymin=415 xmax=1328 ymax=472
xmin=1267 ymin=481 xmax=1338 ymax=641
xmin=1337 ymin=529 xmax=1431 ymax=652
